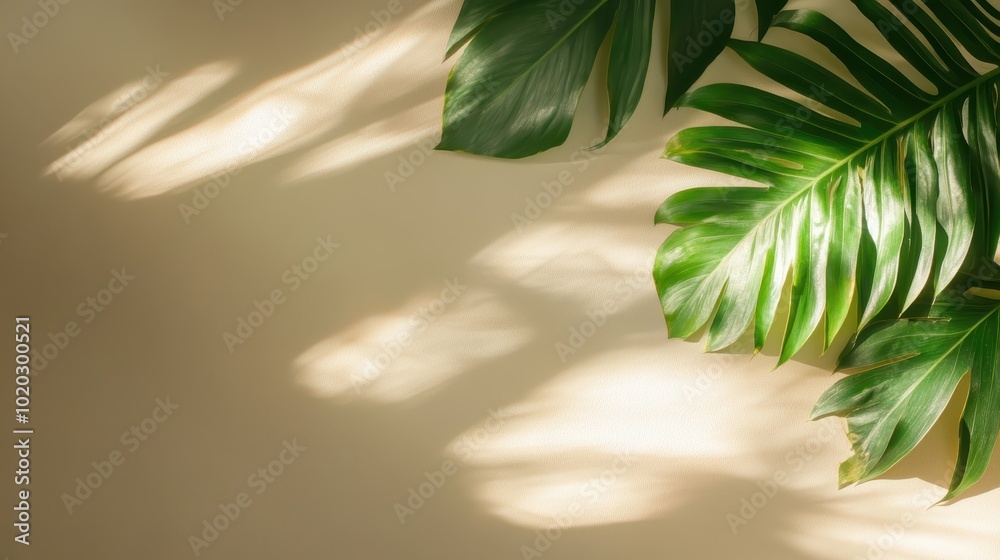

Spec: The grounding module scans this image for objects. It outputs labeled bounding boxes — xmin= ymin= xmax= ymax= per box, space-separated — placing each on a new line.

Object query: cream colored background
xmin=2 ymin=0 xmax=999 ymax=558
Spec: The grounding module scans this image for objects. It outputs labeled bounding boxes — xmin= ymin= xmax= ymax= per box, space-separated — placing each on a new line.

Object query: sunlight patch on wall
xmin=45 ymin=62 xmax=240 ymax=185
xmin=471 ymin=222 xmax=657 ymax=306
xmin=295 ymin=287 xmax=532 ymax=403
xmin=281 ymin=99 xmax=441 ymax=184
xmin=96 ymin=96 xmax=305 ymax=199
xmin=45 ymin=0 xmax=453 ymax=199
xmin=88 ymin=25 xmax=432 ymax=198
xmin=448 ymin=347 xmax=737 ymax=528
xmin=581 ymin=172 xmax=671 ymax=210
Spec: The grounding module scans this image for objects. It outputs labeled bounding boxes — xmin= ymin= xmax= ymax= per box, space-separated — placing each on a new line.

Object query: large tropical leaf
xmin=654 ymin=2 xmax=1000 ymax=368
xmin=437 ymin=0 xmax=780 ymax=158
xmin=813 ymin=291 xmax=1000 ymax=500
xmin=437 ymin=0 xmax=1000 ymax=499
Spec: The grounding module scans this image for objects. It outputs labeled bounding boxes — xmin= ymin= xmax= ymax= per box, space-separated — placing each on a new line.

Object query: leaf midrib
xmin=727 ymin=66 xmax=1000 ymax=265
xmin=861 ymin=304 xmax=1000 ymax=478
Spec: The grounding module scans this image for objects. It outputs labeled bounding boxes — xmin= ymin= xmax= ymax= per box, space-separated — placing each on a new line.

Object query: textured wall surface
xmin=2 ymin=0 xmax=999 ymax=558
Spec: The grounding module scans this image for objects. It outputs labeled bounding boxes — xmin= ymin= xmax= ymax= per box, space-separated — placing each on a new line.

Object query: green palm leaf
xmin=658 ymin=0 xmax=1000 ymax=497
xmin=436 ymin=0 xmax=1000 ymax=499
xmin=813 ymin=291 xmax=1000 ymax=500
xmin=438 ymin=0 xmax=781 ymax=157
xmin=655 ymin=3 xmax=1000 ymax=368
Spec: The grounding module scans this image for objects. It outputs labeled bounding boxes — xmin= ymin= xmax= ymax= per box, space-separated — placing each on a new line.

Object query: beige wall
xmin=2 ymin=0 xmax=999 ymax=558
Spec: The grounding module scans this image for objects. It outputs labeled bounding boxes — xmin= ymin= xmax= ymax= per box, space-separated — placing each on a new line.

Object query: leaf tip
xmin=837 ymin=458 xmax=865 ymax=489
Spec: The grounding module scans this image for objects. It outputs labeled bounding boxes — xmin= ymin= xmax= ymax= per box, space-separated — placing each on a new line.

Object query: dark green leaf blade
xmin=772 ymin=10 xmax=934 ymax=118
xmin=598 ymin=0 xmax=655 ymax=148
xmin=825 ymin=172 xmax=863 ymax=349
xmin=445 ymin=0 xmax=528 ymax=59
xmin=971 ymin=0 xmax=1000 ymax=21
xmin=923 ymin=0 xmax=1000 ymax=64
xmin=850 ymin=0 xmax=960 ymax=90
xmin=728 ymin=39 xmax=895 ymax=132
xmin=438 ymin=0 xmax=616 ymax=159
xmin=665 ymin=0 xmax=736 ymax=112
xmin=931 ymin=106 xmax=976 ymax=294
xmin=779 ymin=178 xmax=832 ymax=364
xmin=970 ymin=83 xmax=1000 ymax=262
xmin=899 ymin=122 xmax=938 ymax=312
xmin=858 ymin=145 xmax=905 ymax=328
xmin=756 ymin=0 xmax=788 ymax=39
xmin=886 ymin=0 xmax=979 ymax=83
xmin=813 ymin=298 xmax=1000 ymax=497
xmin=677 ymin=83 xmax=872 ymax=148
xmin=946 ymin=308 xmax=1000 ymax=501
